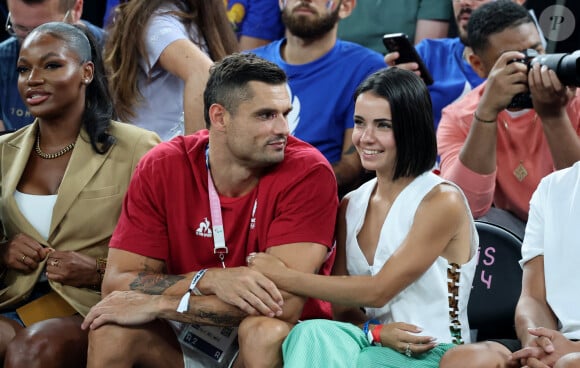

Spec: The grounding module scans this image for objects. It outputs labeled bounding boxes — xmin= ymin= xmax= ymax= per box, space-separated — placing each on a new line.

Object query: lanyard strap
xmin=206 ymin=145 xmax=228 ymax=267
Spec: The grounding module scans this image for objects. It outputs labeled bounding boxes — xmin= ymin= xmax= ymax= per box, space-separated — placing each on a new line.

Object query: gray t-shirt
xmin=135 ymin=4 xmax=208 ymax=140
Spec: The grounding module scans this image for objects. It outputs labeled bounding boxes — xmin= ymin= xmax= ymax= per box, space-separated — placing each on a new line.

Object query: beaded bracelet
xmin=473 ymin=111 xmax=497 ymax=124
xmin=92 ymin=257 xmax=107 ymax=291
xmin=96 ymin=257 xmax=107 ymax=282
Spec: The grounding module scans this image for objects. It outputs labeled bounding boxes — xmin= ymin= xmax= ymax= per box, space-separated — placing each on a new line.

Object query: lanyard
xmin=206 ymin=145 xmax=228 ymax=268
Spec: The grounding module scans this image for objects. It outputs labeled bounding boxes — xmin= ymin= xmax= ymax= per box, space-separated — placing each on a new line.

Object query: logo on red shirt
xmin=195 ymin=217 xmax=213 ymax=238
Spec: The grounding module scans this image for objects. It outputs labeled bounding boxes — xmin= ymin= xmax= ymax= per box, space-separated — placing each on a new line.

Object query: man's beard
xmin=281 ymin=1 xmax=341 ymax=40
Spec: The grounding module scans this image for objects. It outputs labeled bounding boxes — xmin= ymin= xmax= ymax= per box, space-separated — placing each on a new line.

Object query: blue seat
xmin=468 ymin=221 xmax=523 ymax=341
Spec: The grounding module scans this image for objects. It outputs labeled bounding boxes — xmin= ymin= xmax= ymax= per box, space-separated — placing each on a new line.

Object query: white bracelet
xmin=176 ymin=269 xmax=207 ymax=313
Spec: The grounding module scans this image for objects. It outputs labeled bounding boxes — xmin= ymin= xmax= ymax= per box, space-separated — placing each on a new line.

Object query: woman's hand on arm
xmin=246 ymin=252 xmax=288 ymax=279
xmin=249 ymin=188 xmax=468 ymax=308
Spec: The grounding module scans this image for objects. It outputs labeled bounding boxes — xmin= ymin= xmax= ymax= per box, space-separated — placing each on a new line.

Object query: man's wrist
xmin=154 ymin=295 xmax=174 ymax=318
xmin=474 ymin=108 xmax=498 ymax=124
xmin=537 ymin=109 xmax=568 ymax=125
xmin=196 ymin=268 xmax=217 ymax=295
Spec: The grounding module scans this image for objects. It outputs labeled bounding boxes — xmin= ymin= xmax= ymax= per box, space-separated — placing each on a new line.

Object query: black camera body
xmin=507 ymin=49 xmax=580 ymax=109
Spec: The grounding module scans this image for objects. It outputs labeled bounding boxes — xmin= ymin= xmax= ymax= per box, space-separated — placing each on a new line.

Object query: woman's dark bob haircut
xmin=354 ymin=67 xmax=436 ymax=180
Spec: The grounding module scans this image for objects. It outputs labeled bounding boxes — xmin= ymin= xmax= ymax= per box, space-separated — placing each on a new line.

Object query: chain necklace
xmin=35 ymin=130 xmax=76 ymax=159
xmin=501 ymin=113 xmax=538 ymax=182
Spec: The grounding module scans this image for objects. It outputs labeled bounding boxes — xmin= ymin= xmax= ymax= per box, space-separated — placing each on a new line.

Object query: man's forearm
xmin=458 ymin=114 xmax=499 ymax=175
xmin=103 ymin=267 xmax=192 ymax=297
xmin=158 ymin=294 xmax=247 ymax=327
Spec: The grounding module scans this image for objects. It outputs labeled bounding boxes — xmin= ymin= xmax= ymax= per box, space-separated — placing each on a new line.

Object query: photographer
xmin=437 ymin=0 xmax=580 ymax=236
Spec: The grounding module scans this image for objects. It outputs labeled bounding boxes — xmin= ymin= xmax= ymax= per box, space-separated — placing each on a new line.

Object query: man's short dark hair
xmin=468 ymin=0 xmax=533 ymax=54
xmin=354 ymin=67 xmax=436 ymax=180
xmin=203 ymin=53 xmax=287 ymax=128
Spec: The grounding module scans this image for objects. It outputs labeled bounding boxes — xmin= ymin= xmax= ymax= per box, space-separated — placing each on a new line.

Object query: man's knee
xmin=440 ymin=341 xmax=512 ymax=368
xmin=238 ymin=317 xmax=292 ymax=368
xmin=555 ymin=352 xmax=580 ymax=368
xmin=88 ymin=320 xmax=183 ymax=368
xmin=89 ymin=323 xmax=140 ymax=356
xmin=238 ymin=317 xmax=291 ymax=348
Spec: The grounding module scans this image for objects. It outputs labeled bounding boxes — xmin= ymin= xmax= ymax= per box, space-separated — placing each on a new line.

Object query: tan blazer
xmin=0 ymin=120 xmax=160 ymax=316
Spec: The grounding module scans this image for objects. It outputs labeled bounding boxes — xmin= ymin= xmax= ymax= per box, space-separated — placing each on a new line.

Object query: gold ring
xmin=405 ymin=343 xmax=412 ymax=357
xmin=21 ymin=255 xmax=27 ymax=263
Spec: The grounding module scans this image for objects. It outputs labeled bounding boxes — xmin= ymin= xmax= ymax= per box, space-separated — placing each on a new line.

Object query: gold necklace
xmin=502 ymin=114 xmax=537 ymax=182
xmin=35 ymin=130 xmax=76 ymax=159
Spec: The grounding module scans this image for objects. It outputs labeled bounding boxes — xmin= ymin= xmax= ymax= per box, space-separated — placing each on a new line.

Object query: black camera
xmin=507 ymin=49 xmax=580 ymax=109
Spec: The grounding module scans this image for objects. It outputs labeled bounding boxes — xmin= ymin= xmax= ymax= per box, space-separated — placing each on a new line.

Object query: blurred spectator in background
xmin=226 ymin=0 xmax=285 ymax=50
xmin=385 ymin=0 xmax=539 ymax=130
xmin=338 ymin=0 xmax=452 ymax=54
xmin=0 ymin=0 xmax=104 ymax=132
xmin=102 ymin=0 xmax=120 ymax=26
xmin=1 ymin=0 xmax=8 ymax=42
xmin=253 ymin=0 xmax=385 ymax=196
xmin=437 ymin=0 xmax=580 ymax=236
xmin=81 ymin=0 xmax=105 ymax=27
xmin=104 ymin=0 xmax=238 ymax=140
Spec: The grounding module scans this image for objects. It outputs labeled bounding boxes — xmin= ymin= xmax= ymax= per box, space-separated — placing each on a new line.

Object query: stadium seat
xmin=468 ymin=221 xmax=523 ymax=341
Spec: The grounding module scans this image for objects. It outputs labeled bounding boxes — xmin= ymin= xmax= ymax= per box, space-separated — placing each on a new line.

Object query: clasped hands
xmin=82 ymin=264 xmax=285 ymax=331
xmin=510 ymin=327 xmax=578 ymax=368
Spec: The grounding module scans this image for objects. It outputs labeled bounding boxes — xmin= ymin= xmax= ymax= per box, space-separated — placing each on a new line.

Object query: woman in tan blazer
xmin=0 ymin=22 xmax=160 ymax=367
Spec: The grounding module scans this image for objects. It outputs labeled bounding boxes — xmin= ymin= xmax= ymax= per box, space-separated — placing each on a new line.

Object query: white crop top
xmin=14 ymin=190 xmax=57 ymax=241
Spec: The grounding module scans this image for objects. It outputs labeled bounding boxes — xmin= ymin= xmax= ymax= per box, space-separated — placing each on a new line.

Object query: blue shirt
xmin=103 ymin=0 xmax=120 ymax=26
xmin=0 ymin=22 xmax=105 ymax=131
xmin=416 ymin=37 xmax=485 ymax=130
xmin=227 ymin=0 xmax=284 ymax=41
xmin=253 ymin=39 xmax=385 ymax=164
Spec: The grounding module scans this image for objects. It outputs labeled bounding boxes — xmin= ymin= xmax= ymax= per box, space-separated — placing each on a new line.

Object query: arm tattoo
xmin=129 ymin=264 xmax=185 ymax=295
xmin=163 ymin=296 xmax=246 ymax=326
xmin=192 ymin=309 xmax=244 ymax=326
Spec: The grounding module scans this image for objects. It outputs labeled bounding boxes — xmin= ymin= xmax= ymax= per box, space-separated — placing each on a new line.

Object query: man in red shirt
xmin=82 ymin=53 xmax=338 ymax=368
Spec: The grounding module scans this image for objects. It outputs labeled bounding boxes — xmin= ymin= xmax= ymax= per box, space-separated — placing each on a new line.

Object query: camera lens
xmin=531 ymin=50 xmax=580 ymax=87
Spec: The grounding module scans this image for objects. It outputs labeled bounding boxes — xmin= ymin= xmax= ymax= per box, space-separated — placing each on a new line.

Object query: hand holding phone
xmin=383 ymin=33 xmax=434 ymax=85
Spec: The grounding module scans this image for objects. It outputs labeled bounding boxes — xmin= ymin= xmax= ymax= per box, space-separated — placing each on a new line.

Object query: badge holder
xmin=178 ymin=324 xmax=239 ymax=367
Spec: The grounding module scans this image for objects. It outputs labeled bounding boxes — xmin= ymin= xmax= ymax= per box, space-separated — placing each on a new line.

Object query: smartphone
xmin=382 ymin=33 xmax=434 ymax=85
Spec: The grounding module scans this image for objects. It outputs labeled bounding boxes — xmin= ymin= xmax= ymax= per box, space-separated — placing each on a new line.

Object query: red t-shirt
xmin=110 ymin=130 xmax=338 ymax=319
